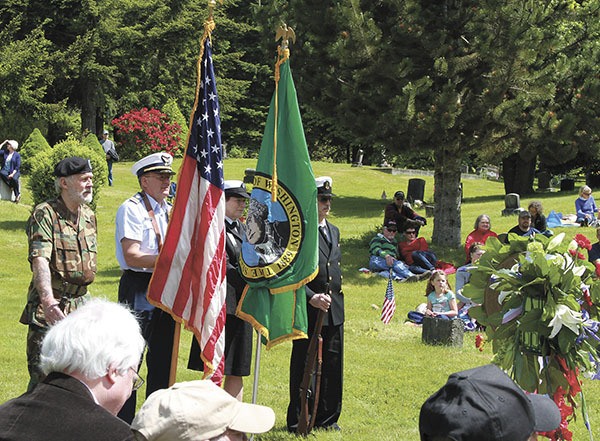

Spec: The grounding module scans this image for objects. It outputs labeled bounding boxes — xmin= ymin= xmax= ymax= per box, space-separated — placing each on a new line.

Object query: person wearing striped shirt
xmin=369 ymin=219 xmax=419 ymax=282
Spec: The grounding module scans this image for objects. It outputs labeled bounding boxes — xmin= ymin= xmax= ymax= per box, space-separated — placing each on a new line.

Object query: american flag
xmin=380 ymin=270 xmax=396 ymax=324
xmin=147 ymin=33 xmax=227 ymax=383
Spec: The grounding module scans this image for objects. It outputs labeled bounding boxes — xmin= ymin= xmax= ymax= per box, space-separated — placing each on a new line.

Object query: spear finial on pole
xmin=271 ymin=23 xmax=296 ymax=201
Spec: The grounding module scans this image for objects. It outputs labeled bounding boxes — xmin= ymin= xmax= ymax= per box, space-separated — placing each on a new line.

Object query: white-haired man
xmin=0 ymin=299 xmax=145 ymax=441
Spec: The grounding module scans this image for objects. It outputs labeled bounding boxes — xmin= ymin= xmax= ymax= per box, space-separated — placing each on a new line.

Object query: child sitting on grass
xmin=425 ymin=270 xmax=458 ymax=320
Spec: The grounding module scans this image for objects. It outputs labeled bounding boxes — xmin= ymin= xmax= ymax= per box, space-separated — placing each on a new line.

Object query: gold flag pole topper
xmin=271 ymin=24 xmax=296 ymax=202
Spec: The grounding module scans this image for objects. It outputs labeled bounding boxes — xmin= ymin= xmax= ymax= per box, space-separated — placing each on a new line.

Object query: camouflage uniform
xmin=20 ymin=197 xmax=97 ymax=389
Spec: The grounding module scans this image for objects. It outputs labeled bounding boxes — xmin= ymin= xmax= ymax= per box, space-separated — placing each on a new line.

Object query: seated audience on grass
xmin=398 ymin=223 xmax=436 ymax=276
xmin=508 ymin=211 xmax=541 ymax=238
xmin=464 ymin=214 xmax=497 ymax=262
xmin=528 ymin=200 xmax=553 ymax=237
xmin=384 ymin=190 xmax=426 ymax=232
xmin=424 ymin=270 xmax=458 ymax=320
xmin=0 ymin=299 xmax=145 ymax=441
xmin=576 ymin=185 xmax=599 ymax=226
xmin=131 ymin=380 xmax=275 ymax=441
xmin=369 ymin=219 xmax=419 ymax=282
xmin=455 ymin=243 xmax=485 ymax=306
xmin=419 ymin=364 xmax=561 ymax=441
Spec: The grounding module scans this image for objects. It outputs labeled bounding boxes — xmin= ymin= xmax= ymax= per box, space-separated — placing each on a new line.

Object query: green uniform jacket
xmin=20 ymin=197 xmax=97 ymax=327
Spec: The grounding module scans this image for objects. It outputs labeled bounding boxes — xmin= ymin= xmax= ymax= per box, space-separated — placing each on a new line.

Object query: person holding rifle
xmin=287 ymin=176 xmax=344 ymax=433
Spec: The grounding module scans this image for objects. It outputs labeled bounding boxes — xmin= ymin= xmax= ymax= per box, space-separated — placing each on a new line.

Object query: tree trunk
xmin=80 ymin=78 xmax=97 ymax=135
xmin=431 ymin=145 xmax=462 ymax=247
xmin=502 ymin=152 xmax=536 ymax=195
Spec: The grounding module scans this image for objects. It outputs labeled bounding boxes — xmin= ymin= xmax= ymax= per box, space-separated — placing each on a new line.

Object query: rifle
xmin=297 ymin=306 xmax=326 ymax=436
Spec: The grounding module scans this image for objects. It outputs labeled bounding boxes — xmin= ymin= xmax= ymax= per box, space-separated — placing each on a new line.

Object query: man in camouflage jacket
xmin=20 ymin=157 xmax=97 ymax=390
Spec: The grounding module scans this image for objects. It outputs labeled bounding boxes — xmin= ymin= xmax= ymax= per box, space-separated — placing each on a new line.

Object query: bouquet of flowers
xmin=465 ymin=232 xmax=600 ymax=440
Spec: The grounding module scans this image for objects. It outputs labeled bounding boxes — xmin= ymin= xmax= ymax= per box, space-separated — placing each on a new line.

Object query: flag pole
xmin=248 ymin=331 xmax=262 ymax=441
xmin=168 ymin=323 xmax=181 ymax=386
xmin=251 ymin=330 xmax=262 ymax=404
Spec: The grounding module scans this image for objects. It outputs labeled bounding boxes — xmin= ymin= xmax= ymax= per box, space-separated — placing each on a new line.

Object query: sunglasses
xmin=318 ymin=196 xmax=332 ymax=203
xmin=385 ymin=227 xmax=398 ymax=232
xmin=405 ymin=230 xmax=417 ymax=235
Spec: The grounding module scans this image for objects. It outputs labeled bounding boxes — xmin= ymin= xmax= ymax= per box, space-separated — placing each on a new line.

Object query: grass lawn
xmin=1 ymin=158 xmax=599 ymax=440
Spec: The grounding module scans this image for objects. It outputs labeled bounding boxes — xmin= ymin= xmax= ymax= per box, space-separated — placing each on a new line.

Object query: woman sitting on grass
xmin=528 ymin=200 xmax=553 ymax=237
xmin=424 ymin=270 xmax=458 ymax=320
xmin=464 ymin=214 xmax=497 ymax=262
xmin=575 ymin=185 xmax=599 ymax=227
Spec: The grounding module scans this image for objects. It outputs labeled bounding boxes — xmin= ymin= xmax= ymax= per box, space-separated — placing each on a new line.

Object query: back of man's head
xmin=40 ymin=298 xmax=144 ymax=380
xmin=419 ymin=364 xmax=560 ymax=441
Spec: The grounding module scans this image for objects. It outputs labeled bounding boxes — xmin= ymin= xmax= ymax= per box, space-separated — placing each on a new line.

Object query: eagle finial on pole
xmin=275 ymin=24 xmax=296 ymax=50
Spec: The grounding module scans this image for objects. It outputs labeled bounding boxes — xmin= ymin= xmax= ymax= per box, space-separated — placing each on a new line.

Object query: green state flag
xmin=237 ymin=49 xmax=318 ymax=349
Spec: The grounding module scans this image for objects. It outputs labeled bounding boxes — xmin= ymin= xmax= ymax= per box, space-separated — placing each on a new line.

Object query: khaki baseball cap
xmin=131 ymin=380 xmax=276 ymax=441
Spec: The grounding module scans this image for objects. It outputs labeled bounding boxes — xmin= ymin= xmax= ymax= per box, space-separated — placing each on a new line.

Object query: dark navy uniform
xmin=287 ymin=218 xmax=344 ymax=431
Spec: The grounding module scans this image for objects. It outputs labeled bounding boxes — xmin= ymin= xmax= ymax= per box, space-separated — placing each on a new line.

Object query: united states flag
xmin=380 ymin=270 xmax=396 ymax=324
xmin=147 ymin=34 xmax=226 ymax=383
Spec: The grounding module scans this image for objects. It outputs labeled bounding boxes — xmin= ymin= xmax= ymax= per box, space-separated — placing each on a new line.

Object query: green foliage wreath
xmin=465 ymin=233 xmax=600 ymax=440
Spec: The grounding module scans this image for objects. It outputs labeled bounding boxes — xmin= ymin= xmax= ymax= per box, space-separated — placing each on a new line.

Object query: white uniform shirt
xmin=115 ymin=192 xmax=170 ymax=273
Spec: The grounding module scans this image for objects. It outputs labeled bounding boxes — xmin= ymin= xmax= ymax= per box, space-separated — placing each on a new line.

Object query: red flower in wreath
xmin=475 ymin=333 xmax=486 ymax=352
xmin=574 ymin=233 xmax=592 ymax=250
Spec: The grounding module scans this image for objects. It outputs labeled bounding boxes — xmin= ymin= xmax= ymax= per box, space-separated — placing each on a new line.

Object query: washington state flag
xmin=236 ymin=48 xmax=318 ymax=348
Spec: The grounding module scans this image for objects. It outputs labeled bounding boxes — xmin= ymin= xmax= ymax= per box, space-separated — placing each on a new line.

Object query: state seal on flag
xmin=240 ymin=173 xmax=304 ymax=281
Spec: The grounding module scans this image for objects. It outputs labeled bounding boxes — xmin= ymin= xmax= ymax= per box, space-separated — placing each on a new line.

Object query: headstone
xmin=501 ymin=193 xmax=522 ymax=216
xmin=537 ymin=171 xmax=551 ymax=190
xmin=352 ymin=149 xmax=364 ymax=167
xmin=0 ymin=180 xmax=14 ymax=201
xmin=407 ymin=178 xmax=426 ymax=203
xmin=425 ymin=205 xmax=435 ymax=218
xmin=243 ymin=168 xmax=256 ymax=184
xmin=422 ymin=317 xmax=463 ymax=347
xmin=560 ymin=178 xmax=575 ymax=192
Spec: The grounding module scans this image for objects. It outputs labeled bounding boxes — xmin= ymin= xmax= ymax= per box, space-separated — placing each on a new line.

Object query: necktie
xmin=320 ymin=225 xmax=330 ymax=245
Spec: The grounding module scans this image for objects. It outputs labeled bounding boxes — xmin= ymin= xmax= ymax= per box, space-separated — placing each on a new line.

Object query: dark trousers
xmin=0 ymin=171 xmax=19 ymax=197
xmin=117 ymin=270 xmax=175 ymax=423
xmin=106 ymin=160 xmax=113 ymax=186
xmin=287 ymin=323 xmax=343 ymax=432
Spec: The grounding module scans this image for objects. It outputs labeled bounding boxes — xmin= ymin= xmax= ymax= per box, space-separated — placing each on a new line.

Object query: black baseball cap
xmin=394 ymin=190 xmax=405 ymax=199
xmin=54 ymin=157 xmax=93 ymax=177
xmin=384 ymin=219 xmax=398 ymax=230
xmin=419 ymin=364 xmax=560 ymax=441
xmin=224 ymin=180 xmax=250 ymax=199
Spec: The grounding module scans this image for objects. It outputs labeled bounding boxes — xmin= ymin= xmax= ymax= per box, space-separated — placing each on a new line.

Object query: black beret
xmin=54 ymin=157 xmax=93 ymax=177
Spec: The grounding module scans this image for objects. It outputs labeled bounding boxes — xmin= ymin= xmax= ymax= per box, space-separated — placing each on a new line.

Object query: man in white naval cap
xmin=114 ymin=152 xmax=176 ymax=423
xmin=287 ymin=176 xmax=344 ymax=432
xmin=188 ymin=180 xmax=253 ymax=401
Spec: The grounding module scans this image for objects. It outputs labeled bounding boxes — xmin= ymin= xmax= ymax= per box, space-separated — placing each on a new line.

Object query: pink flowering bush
xmin=111 ymin=108 xmax=181 ymax=160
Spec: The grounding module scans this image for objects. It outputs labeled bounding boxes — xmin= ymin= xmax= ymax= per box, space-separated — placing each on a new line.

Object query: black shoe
xmin=324 ymin=423 xmax=342 ymax=431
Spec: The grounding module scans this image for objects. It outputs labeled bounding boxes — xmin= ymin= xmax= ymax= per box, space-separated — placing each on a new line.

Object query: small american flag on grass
xmin=381 ymin=270 xmax=396 ymax=324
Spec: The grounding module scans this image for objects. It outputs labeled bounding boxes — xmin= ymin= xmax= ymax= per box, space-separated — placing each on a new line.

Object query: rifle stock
xmin=297 ymin=308 xmax=326 ymax=436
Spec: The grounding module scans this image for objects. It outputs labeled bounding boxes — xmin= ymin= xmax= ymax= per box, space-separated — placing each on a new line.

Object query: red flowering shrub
xmin=111 ymin=108 xmax=181 ymax=160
